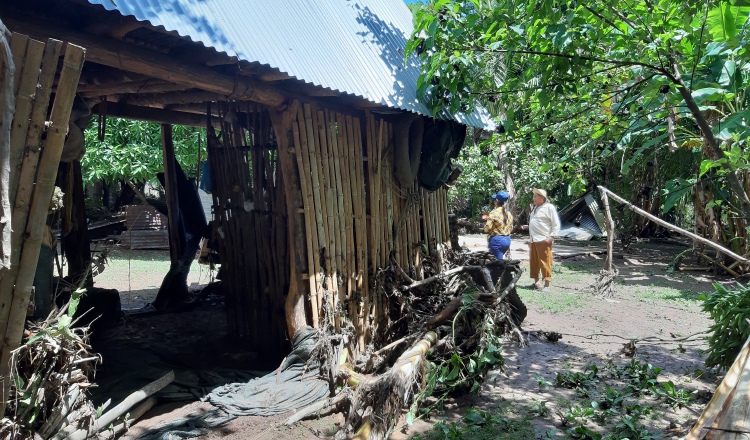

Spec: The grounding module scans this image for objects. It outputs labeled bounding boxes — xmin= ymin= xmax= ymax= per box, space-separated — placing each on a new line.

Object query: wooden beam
xmin=259 ymin=71 xmax=294 ymax=82
xmin=77 ymin=79 xmax=189 ymax=95
xmin=124 ymin=90 xmax=226 ymax=107
xmin=302 ymin=85 xmax=340 ymax=97
xmin=1 ymin=10 xmax=289 ymax=107
xmin=92 ymin=102 xmax=208 ymax=127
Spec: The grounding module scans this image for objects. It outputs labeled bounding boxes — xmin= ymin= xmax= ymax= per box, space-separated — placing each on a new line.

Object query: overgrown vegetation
xmin=412 ymin=0 xmax=750 ymax=253
xmin=701 ymin=282 xmax=750 ymax=371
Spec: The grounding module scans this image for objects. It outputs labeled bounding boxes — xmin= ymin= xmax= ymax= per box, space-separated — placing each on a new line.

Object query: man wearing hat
xmin=521 ymin=189 xmax=560 ymax=292
xmin=484 ymin=191 xmax=513 ymax=260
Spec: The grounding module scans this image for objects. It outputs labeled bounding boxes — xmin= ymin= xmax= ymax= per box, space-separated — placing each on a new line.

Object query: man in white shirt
xmin=520 ymin=188 xmax=560 ymax=292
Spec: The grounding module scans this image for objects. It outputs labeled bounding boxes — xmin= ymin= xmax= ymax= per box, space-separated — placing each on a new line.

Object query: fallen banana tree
xmin=286 ymin=252 xmax=525 ymax=439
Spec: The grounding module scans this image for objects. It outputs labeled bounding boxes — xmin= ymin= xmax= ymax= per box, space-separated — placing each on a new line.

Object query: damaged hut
xmin=0 ymin=0 xmax=497 ymax=377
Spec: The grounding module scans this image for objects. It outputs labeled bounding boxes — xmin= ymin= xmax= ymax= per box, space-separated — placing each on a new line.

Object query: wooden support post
xmin=161 ymin=124 xmax=183 ymax=264
xmin=600 ymin=190 xmax=615 ymax=272
xmin=61 ymin=160 xmax=92 ymax=287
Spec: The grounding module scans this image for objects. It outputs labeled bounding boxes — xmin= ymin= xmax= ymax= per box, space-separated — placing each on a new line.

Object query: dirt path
xmin=103 ymin=237 xmax=721 ymax=439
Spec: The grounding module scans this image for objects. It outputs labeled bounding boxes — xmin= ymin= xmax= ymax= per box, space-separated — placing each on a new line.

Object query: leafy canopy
xmin=408 ymin=0 xmax=750 ymax=216
xmin=82 ymin=118 xmax=206 ymax=185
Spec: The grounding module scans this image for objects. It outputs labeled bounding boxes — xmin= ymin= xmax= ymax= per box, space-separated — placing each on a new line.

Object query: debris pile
xmin=291 ymin=251 xmax=526 ymax=439
xmin=0 ymin=291 xmax=99 ymax=439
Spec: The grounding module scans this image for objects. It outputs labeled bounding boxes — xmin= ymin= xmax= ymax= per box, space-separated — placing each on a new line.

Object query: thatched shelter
xmin=0 ymin=0 xmax=495 ymax=367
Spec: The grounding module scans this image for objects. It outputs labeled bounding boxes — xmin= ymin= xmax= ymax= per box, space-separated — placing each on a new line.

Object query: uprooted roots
xmin=594 ymin=267 xmax=619 ymax=297
xmin=295 ymin=251 xmax=526 ymax=439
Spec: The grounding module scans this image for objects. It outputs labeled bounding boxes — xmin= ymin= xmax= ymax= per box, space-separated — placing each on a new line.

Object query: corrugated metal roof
xmin=85 ymin=0 xmax=495 ymax=129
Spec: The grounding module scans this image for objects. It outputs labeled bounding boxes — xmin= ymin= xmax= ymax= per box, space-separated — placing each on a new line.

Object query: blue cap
xmin=492 ymin=191 xmax=509 ymax=201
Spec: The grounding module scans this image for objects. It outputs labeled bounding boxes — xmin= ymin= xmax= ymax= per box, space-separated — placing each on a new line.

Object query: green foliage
xmin=411 ymin=0 xmax=750 ymax=230
xmin=550 ymin=359 xmax=691 ymax=438
xmin=407 ymin=294 xmax=505 ymax=425
xmin=555 ymin=363 xmax=599 ymax=391
xmin=701 ymin=282 xmax=750 ymax=371
xmin=413 ymin=408 xmax=536 ymax=440
xmin=448 ymin=141 xmax=505 ymax=217
xmin=82 ymin=118 xmax=206 ymax=184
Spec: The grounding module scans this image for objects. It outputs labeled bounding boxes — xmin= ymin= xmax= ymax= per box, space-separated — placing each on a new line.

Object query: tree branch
xmin=466 ymin=47 xmax=670 ymax=76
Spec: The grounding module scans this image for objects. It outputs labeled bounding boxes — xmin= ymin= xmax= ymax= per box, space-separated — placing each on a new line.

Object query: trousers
xmin=488 ymin=235 xmax=511 ymax=260
xmin=529 ymin=241 xmax=553 ymax=282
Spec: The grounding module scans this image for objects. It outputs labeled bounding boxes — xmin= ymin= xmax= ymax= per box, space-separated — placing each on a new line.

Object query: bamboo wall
xmin=206 ymin=100 xmax=451 ymax=354
xmin=206 ymin=104 xmax=289 ymax=355
xmin=289 ymin=102 xmax=451 ymax=348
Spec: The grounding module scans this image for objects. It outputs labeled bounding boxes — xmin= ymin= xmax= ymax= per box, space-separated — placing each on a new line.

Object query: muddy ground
xmin=88 ymin=236 xmax=724 ymax=439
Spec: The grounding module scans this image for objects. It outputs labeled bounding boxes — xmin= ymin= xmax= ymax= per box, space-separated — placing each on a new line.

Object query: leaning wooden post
xmin=269 ymin=103 xmax=308 ymax=341
xmin=600 ymin=188 xmax=615 ymax=272
xmin=0 ymin=43 xmax=85 ymax=413
xmin=598 ymin=185 xmax=750 ymax=264
xmin=161 ymin=124 xmax=183 ymax=264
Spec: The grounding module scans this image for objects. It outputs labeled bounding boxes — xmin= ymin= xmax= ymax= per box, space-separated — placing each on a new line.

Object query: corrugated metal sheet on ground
xmin=85 ymin=0 xmax=496 ymax=129
xmin=124 ymin=204 xmax=167 ymax=230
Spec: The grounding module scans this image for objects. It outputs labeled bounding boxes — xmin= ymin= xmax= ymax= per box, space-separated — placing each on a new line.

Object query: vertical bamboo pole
xmin=8 ymin=36 xmax=43 ymax=203
xmin=297 ymin=108 xmax=323 ymax=321
xmin=364 ymin=113 xmax=379 ymax=337
xmin=9 ymin=33 xmax=28 ymax=93
xmin=292 ymin=113 xmax=319 ymax=328
xmin=338 ymin=114 xmax=356 ymax=332
xmin=0 ymin=44 xmax=84 ymax=411
xmin=317 ymin=109 xmax=340 ymax=323
xmin=311 ymin=108 xmax=333 ymax=297
xmin=312 ymin=109 xmax=338 ymax=300
xmin=352 ymin=116 xmax=369 ymax=348
xmin=328 ymin=111 xmax=347 ymax=302
xmin=0 ymin=38 xmax=59 ymax=344
xmin=377 ymin=121 xmax=387 ymax=268
xmin=328 ymin=111 xmax=343 ymax=298
xmin=304 ymin=105 xmax=332 ymax=314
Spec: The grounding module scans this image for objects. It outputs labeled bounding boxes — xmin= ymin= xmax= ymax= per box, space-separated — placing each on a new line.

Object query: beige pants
xmin=529 ymin=241 xmax=553 ymax=282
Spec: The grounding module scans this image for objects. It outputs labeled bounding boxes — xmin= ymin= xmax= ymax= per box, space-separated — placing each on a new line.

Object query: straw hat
xmin=532 ymin=188 xmax=548 ymax=200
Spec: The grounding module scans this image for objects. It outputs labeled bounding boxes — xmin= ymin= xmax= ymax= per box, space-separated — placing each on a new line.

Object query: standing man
xmin=521 ymin=189 xmax=560 ymax=292
xmin=484 ymin=191 xmax=513 ymax=260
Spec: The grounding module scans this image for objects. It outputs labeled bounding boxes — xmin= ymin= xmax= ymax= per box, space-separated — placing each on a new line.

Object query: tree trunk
xmin=269 ymin=105 xmax=307 ymax=340
xmin=61 ymin=160 xmax=92 ymax=287
xmin=671 ymin=62 xmax=750 ymax=223
xmin=0 ymin=22 xmax=13 ymax=271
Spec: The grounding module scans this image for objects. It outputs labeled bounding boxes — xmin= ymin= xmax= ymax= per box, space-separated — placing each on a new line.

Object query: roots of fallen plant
xmin=293 ymin=251 xmax=526 ymax=439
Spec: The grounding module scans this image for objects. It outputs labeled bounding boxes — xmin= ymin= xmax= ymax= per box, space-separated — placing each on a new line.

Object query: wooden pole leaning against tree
xmin=598 ymin=186 xmax=750 ymax=266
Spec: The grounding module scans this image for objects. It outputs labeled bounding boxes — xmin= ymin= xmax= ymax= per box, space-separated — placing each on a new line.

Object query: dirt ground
xmin=88 ymin=236 xmax=723 ymax=439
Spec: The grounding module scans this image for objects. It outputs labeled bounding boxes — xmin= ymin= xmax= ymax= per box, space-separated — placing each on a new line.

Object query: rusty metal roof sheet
xmin=85 ymin=0 xmax=496 ymax=129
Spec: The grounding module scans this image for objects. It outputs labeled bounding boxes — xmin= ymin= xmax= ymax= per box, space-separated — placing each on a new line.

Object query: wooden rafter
xmin=76 ymin=79 xmax=189 ymax=96
xmin=1 ymin=10 xmax=289 ymax=107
